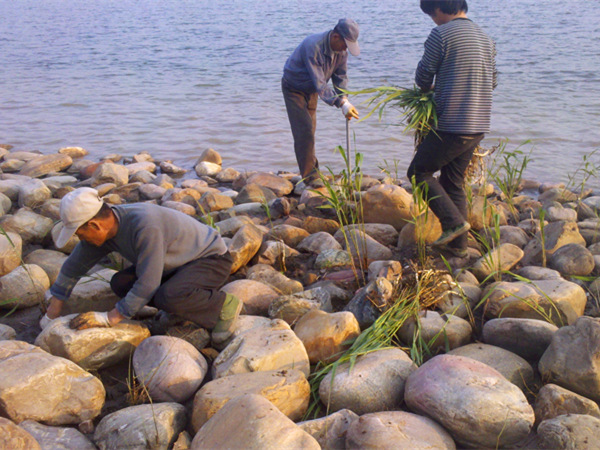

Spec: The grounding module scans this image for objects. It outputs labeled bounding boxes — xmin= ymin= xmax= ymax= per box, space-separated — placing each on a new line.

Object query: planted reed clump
xmin=304 ymin=267 xmax=451 ymax=419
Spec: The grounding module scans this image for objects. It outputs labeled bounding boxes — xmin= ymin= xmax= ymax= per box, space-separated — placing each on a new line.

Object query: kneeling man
xmin=41 ymin=187 xmax=240 ymax=343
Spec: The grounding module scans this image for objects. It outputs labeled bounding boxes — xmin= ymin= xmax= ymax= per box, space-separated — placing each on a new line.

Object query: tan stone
xmin=19 ymin=154 xmax=73 ymax=178
xmin=0 ymin=231 xmax=22 ymax=276
xmin=362 ymin=184 xmax=413 ymax=230
xmin=228 ymin=223 xmax=264 ymax=273
xmin=0 ymin=418 xmax=41 ymax=450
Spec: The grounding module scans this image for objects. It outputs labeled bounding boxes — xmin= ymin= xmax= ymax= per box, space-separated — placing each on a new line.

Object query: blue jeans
xmin=407 ymin=131 xmax=484 ymax=249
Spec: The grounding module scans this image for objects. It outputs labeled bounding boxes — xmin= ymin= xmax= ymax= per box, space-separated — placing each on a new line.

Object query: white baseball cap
xmin=55 ymin=187 xmax=103 ymax=248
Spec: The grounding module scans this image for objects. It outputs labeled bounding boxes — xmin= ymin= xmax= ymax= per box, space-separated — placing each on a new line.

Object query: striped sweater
xmin=416 ymin=18 xmax=497 ymax=134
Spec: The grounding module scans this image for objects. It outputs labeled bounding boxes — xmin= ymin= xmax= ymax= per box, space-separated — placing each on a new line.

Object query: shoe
xmin=437 ymin=244 xmax=468 ymax=259
xmin=432 ymin=222 xmax=471 ymax=246
xmin=212 ymin=293 xmax=242 ymax=345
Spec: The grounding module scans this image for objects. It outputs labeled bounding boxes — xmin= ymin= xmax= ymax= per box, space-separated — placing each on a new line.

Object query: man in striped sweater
xmin=407 ymin=0 xmax=497 ymax=257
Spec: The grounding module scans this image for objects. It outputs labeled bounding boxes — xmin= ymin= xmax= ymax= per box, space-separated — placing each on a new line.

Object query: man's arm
xmin=415 ymin=29 xmax=443 ymax=92
xmin=303 ymin=45 xmax=345 ymax=107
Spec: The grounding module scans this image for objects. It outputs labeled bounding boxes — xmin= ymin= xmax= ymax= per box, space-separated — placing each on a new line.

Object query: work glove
xmin=341 ymin=100 xmax=359 ymax=120
xmin=70 ymin=311 xmax=111 ymax=330
xmin=39 ymin=313 xmax=54 ymax=330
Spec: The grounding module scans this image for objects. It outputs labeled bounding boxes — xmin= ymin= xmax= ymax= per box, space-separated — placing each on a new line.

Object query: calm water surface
xmin=1 ymin=0 xmax=599 ymax=185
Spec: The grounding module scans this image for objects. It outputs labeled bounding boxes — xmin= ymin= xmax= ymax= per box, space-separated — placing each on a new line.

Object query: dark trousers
xmin=110 ymin=252 xmax=233 ymax=329
xmin=407 ymin=131 xmax=484 ymax=249
xmin=282 ymin=78 xmax=319 ymax=178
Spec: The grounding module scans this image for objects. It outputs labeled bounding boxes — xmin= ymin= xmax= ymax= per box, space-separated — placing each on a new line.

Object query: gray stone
xmin=0 ymin=264 xmax=50 ymax=309
xmin=90 ymin=162 xmax=129 ymax=187
xmin=35 ymin=315 xmax=150 ymax=370
xmin=59 ymin=268 xmax=121 ymax=315
xmin=498 ymin=225 xmax=530 ymax=248
xmin=139 ymin=183 xmax=166 ymax=200
xmin=246 ymin=172 xmax=293 ymax=197
xmin=18 ymin=178 xmax=52 ymax=208
xmin=537 ymin=414 xmax=600 ymax=450
xmin=343 ymin=228 xmax=393 ymax=262
xmin=190 ymin=394 xmax=319 ymax=450
xmin=470 ymin=243 xmax=524 ymax=281
xmin=212 ymin=319 xmax=310 ymax=379
xmin=247 ymin=264 xmax=303 ymax=295
xmin=320 ymin=348 xmax=417 ymax=415
xmin=19 ymin=154 xmax=73 ymax=178
xmin=221 ymin=279 xmax=279 ymax=316
xmin=269 ymin=287 xmax=332 ymax=325
xmin=235 ymin=183 xmax=277 ymax=204
xmin=0 ymin=323 xmax=16 ymax=340
xmin=516 ymin=265 xmax=563 ymax=280
xmin=405 ymin=354 xmax=534 ymax=448
xmin=535 ymin=384 xmax=600 ymax=425
xmin=160 ymin=161 xmax=187 ymax=175
xmin=23 ymin=249 xmax=68 ymax=284
xmin=94 ymin=403 xmax=186 ymax=450
xmin=19 ymin=420 xmax=96 ymax=450
xmin=549 ymin=243 xmax=595 ymax=276
xmin=191 ymin=369 xmax=309 ymax=432
xmin=521 ymin=221 xmax=586 ymax=266
xmin=251 ymin=239 xmax=300 ymax=266
xmin=437 ymin=282 xmax=481 ymax=319
xmin=399 ymin=311 xmax=473 ymax=352
xmin=1 ymin=208 xmax=54 ymax=244
xmin=267 ymin=224 xmax=310 ymax=248
xmin=125 ymin=161 xmax=156 ymax=176
xmin=483 ymin=317 xmax=558 ymax=361
xmin=344 ymin=278 xmax=394 ymax=329
xmin=298 ymin=409 xmax=358 ymax=450
xmin=215 ymin=167 xmax=240 ymax=183
xmin=344 ymin=411 xmax=456 ymax=450
xmin=214 ymin=215 xmax=256 ymax=238
xmin=0 ymin=340 xmax=105 ymax=425
xmin=448 ymin=343 xmax=535 ymax=391
xmin=133 ymin=336 xmax=208 ymax=403
xmin=539 ymin=317 xmax=600 ymax=402
xmin=334 ymin=223 xmax=399 ymax=247
xmin=161 ymin=200 xmax=196 ymax=215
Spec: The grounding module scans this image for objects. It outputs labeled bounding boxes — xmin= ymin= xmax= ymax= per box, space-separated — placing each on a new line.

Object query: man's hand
xmin=341 ymin=100 xmax=359 ymax=120
xmin=69 ymin=312 xmax=111 ymax=330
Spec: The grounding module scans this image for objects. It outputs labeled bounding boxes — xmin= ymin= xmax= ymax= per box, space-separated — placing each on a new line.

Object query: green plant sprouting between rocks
xmin=565 ymin=148 xmax=600 ymax=201
xmin=304 ymin=267 xmax=450 ymax=419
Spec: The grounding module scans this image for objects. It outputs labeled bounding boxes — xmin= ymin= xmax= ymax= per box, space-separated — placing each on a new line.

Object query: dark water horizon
xmin=1 ymin=0 xmax=599 ymax=187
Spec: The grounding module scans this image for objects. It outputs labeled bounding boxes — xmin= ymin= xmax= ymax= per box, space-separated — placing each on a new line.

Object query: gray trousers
xmin=110 ymin=252 xmax=233 ymax=329
xmin=282 ymin=78 xmax=319 ymax=178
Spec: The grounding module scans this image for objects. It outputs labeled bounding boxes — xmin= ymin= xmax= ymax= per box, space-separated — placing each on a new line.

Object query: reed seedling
xmin=565 ymin=149 xmax=600 ymax=201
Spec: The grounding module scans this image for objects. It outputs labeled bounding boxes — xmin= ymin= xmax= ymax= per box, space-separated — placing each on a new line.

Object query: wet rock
xmin=18 ymin=178 xmax=52 ymax=208
xmin=268 ymin=287 xmax=332 ymax=325
xmin=470 ymin=243 xmax=524 ymax=281
xmin=221 ymin=279 xmax=279 ymax=316
xmin=190 ymin=394 xmax=319 ymax=449
xmin=0 ymin=417 xmax=41 ymax=450
xmin=539 ymin=317 xmax=600 ymax=402
xmin=483 ymin=279 xmax=586 ymax=325
xmin=0 ymin=231 xmax=22 ymax=276
xmin=0 ymin=340 xmax=105 ymax=425
xmin=0 ymin=323 xmax=16 ymax=340
xmin=345 ymin=411 xmax=456 ymax=450
xmin=483 ymin=317 xmax=558 ymax=361
xmin=247 ymin=264 xmax=303 ymax=295
xmin=537 ymin=414 xmax=600 ymax=450
xmin=245 ymin=172 xmax=293 ymax=197
xmin=297 ymin=231 xmax=342 ymax=253
xmin=35 ymin=315 xmax=150 ymax=370
xmin=19 ymin=154 xmax=73 ymax=178
xmin=90 ymin=162 xmax=129 ymax=187
xmin=94 ymin=403 xmax=186 ymax=450
xmin=399 ymin=311 xmax=472 ymax=352
xmin=535 ymin=384 xmax=600 ymax=426
xmin=191 ymin=369 xmax=309 ymax=432
xmin=228 ymin=223 xmax=264 ymax=273
xmin=23 ymin=249 xmax=68 ymax=284
xmin=58 ymin=146 xmax=88 ymax=158
xmin=448 ymin=343 xmax=535 ymax=391
xmin=212 ymin=319 xmax=310 ymax=379
xmin=133 ymin=336 xmax=208 ymax=403
xmin=549 ymin=243 xmax=595 ymax=276
xmin=19 ymin=420 xmax=95 ymax=450
xmin=319 ymin=348 xmax=417 ymax=415
xmin=521 ymin=220 xmax=586 ymax=266
xmin=1 ymin=208 xmax=54 ymax=244
xmin=361 ymin=184 xmax=412 ymax=230
xmin=405 ymin=354 xmax=534 ymax=448
xmin=0 ymin=264 xmax=50 ymax=309
xmin=160 ymin=161 xmax=187 ymax=175
xmin=197 ymin=148 xmax=222 ymax=165
xmin=293 ymin=310 xmax=360 ymax=364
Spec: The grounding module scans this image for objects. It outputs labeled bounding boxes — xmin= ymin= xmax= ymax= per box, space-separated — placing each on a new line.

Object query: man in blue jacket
xmin=282 ymin=18 xmax=360 ymax=184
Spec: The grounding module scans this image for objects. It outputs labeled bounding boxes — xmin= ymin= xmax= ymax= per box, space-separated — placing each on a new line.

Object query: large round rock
xmin=133 ymin=336 xmax=208 ymax=403
xmin=537 ymin=414 xmax=600 ymax=450
xmin=404 ymin=354 xmax=534 ymax=448
xmin=319 ymin=348 xmax=417 ymax=415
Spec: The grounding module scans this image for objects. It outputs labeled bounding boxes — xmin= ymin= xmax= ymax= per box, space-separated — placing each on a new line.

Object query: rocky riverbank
xmin=1 ymin=143 xmax=600 ymax=448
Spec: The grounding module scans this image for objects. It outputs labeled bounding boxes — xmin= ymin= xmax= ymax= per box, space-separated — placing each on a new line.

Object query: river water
xmin=1 ymin=0 xmax=599 ymax=186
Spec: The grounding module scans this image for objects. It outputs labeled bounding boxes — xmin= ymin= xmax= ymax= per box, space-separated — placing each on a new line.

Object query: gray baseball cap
xmin=335 ymin=18 xmax=360 ymax=56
